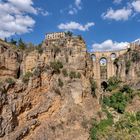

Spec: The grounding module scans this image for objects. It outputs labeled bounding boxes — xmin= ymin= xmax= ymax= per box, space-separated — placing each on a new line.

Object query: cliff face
xmin=1 ymin=36 xmax=139 ymax=140
xmin=0 ymin=37 xmax=100 ymax=140
xmin=0 ymin=40 xmax=21 ymax=79
xmin=114 ymin=44 xmax=140 ymax=89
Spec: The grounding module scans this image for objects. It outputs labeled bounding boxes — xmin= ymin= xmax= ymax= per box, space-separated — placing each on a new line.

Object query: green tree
xmin=18 ymin=38 xmax=26 ymax=50
xmin=10 ymin=38 xmax=17 ymax=45
xmin=50 ymin=61 xmax=63 ymax=74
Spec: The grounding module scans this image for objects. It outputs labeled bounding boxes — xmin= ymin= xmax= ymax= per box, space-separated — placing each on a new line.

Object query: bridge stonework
xmin=91 ymin=49 xmax=127 ymax=88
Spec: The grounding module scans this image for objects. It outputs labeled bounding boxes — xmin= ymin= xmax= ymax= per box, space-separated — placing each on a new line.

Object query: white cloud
xmin=0 ymin=0 xmax=49 ymax=39
xmin=68 ymin=0 xmax=82 ymax=15
xmin=102 ymin=7 xmax=132 ymax=21
xmin=8 ymin=0 xmax=37 ymax=14
xmin=58 ymin=21 xmax=95 ymax=31
xmin=132 ymin=0 xmax=140 ymax=13
xmin=113 ymin=0 xmax=122 ymax=4
xmin=92 ymin=39 xmax=129 ymax=51
xmin=75 ymin=0 xmax=82 ymax=9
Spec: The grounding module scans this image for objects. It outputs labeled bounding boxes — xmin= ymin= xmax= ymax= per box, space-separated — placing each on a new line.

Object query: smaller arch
xmin=101 ymin=81 xmax=108 ymax=91
xmin=91 ymin=54 xmax=96 ymax=61
xmin=111 ymin=53 xmax=117 ymax=60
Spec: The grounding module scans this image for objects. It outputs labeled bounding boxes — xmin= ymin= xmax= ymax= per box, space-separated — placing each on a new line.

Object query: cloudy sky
xmin=0 ymin=0 xmax=140 ymax=51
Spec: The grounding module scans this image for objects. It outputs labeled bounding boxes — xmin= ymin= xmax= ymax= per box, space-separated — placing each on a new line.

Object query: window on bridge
xmin=111 ymin=53 xmax=116 ymax=60
xmin=91 ymin=54 xmax=96 ymax=61
xmin=100 ymin=58 xmax=107 ymax=80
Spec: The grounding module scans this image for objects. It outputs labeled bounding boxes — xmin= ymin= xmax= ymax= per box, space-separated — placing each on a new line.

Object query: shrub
xmin=58 ymin=78 xmax=64 ymax=88
xmin=50 ymin=61 xmax=63 ymax=74
xmin=136 ymin=111 xmax=140 ymax=121
xmin=54 ymin=88 xmax=61 ymax=95
xmin=5 ymin=78 xmax=15 ymax=85
xmin=90 ymin=79 xmax=97 ymax=97
xmin=103 ymin=92 xmax=127 ymax=114
xmin=132 ymin=51 xmax=140 ymax=62
xmin=62 ymin=69 xmax=68 ymax=77
xmin=120 ymin=85 xmax=133 ymax=94
xmin=125 ymin=60 xmax=131 ymax=74
xmin=120 ymin=85 xmax=134 ymax=101
xmin=22 ymin=72 xmax=33 ymax=83
xmin=53 ymin=47 xmax=61 ymax=54
xmin=69 ymin=71 xmax=77 ymax=79
xmin=36 ymin=44 xmax=43 ymax=54
xmin=90 ymin=113 xmax=113 ymax=140
xmin=33 ymin=68 xmax=41 ymax=77
xmin=107 ymin=76 xmax=120 ymax=92
xmin=113 ymin=58 xmax=119 ymax=67
xmin=76 ymin=72 xmax=81 ymax=79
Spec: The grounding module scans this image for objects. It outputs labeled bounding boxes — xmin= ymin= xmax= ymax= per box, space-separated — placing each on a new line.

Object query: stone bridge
xmin=91 ymin=49 xmax=128 ymax=88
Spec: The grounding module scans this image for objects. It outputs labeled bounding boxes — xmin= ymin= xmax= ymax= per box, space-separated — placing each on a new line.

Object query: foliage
xmin=125 ymin=60 xmax=131 ymax=74
xmin=77 ymin=35 xmax=83 ymax=40
xmin=76 ymin=72 xmax=81 ymax=78
xmin=69 ymin=71 xmax=77 ymax=79
xmin=113 ymin=58 xmax=119 ymax=67
xmin=62 ymin=69 xmax=68 ymax=77
xmin=50 ymin=61 xmax=63 ymax=74
xmin=58 ymin=78 xmax=64 ymax=88
xmin=107 ymin=76 xmax=120 ymax=91
xmin=5 ymin=78 xmax=15 ymax=85
xmin=132 ymin=51 xmax=140 ymax=62
xmin=36 ymin=43 xmax=43 ymax=54
xmin=103 ymin=92 xmax=127 ymax=113
xmin=53 ymin=46 xmax=61 ymax=54
xmin=90 ymin=79 xmax=97 ymax=97
xmin=136 ymin=111 xmax=140 ymax=121
xmin=22 ymin=72 xmax=33 ymax=83
xmin=18 ymin=38 xmax=26 ymax=50
xmin=90 ymin=111 xmax=113 ymax=140
xmin=69 ymin=71 xmax=81 ymax=79
xmin=10 ymin=38 xmax=17 ymax=45
xmin=65 ymin=31 xmax=73 ymax=37
xmin=33 ymin=68 xmax=41 ymax=77
xmin=103 ymin=85 xmax=134 ymax=114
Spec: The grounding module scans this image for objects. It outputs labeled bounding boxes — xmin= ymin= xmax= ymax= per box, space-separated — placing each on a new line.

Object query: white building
xmin=46 ymin=32 xmax=66 ymax=40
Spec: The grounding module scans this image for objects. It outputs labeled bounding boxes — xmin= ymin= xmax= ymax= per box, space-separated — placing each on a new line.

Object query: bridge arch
xmin=101 ymin=81 xmax=108 ymax=91
xmin=100 ymin=57 xmax=107 ymax=66
xmin=91 ymin=54 xmax=96 ymax=61
xmin=111 ymin=53 xmax=117 ymax=60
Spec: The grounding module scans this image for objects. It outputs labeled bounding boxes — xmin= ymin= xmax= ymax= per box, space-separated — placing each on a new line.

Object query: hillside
xmin=0 ymin=34 xmax=140 ymax=140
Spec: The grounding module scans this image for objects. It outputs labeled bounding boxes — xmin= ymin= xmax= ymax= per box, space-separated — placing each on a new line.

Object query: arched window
xmin=91 ymin=54 xmax=96 ymax=61
xmin=111 ymin=53 xmax=116 ymax=60
xmin=100 ymin=58 xmax=107 ymax=66
xmin=100 ymin=58 xmax=107 ymax=80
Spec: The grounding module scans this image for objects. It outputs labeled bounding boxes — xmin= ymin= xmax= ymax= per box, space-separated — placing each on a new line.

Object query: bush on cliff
xmin=107 ymin=76 xmax=120 ymax=91
xmin=90 ymin=79 xmax=97 ymax=97
xmin=5 ymin=78 xmax=15 ymax=85
xmin=50 ymin=61 xmax=63 ymax=74
xmin=22 ymin=72 xmax=33 ymax=83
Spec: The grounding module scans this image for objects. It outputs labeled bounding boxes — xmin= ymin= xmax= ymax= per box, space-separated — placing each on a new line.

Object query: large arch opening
xmin=100 ymin=57 xmax=107 ymax=80
xmin=101 ymin=81 xmax=108 ymax=91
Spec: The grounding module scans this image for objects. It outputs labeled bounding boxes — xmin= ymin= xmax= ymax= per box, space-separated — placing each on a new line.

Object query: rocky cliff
xmin=114 ymin=44 xmax=140 ymax=89
xmin=0 ymin=35 xmax=140 ymax=140
xmin=0 ymin=36 xmax=100 ymax=140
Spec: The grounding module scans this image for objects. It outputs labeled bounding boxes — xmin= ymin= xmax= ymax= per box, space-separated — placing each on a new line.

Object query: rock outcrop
xmin=0 ymin=36 xmax=100 ymax=140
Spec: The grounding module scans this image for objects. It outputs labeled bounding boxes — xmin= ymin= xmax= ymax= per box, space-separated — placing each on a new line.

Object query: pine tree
xmin=10 ymin=38 xmax=17 ymax=45
xmin=18 ymin=38 xmax=26 ymax=50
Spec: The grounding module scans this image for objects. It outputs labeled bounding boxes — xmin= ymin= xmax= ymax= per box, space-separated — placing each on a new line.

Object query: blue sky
xmin=0 ymin=0 xmax=140 ymax=51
